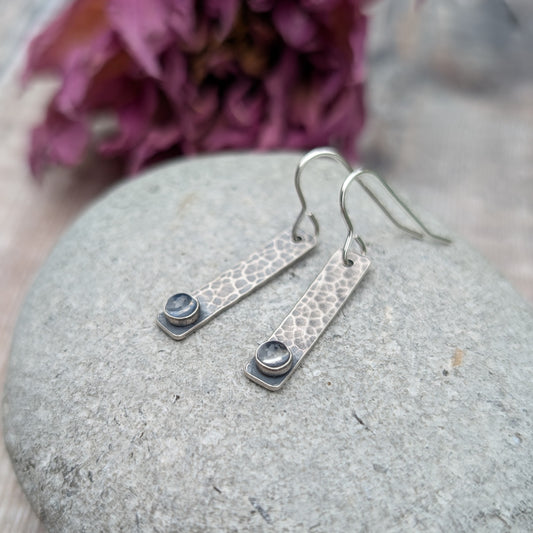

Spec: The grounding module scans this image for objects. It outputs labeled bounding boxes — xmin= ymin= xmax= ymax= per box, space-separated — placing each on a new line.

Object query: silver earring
xmin=291 ymin=147 xmax=451 ymax=245
xmin=156 ymin=148 xmax=357 ymax=341
xmin=244 ymin=167 xmax=450 ymax=391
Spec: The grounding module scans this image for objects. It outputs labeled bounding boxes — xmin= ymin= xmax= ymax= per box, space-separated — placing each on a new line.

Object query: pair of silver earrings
xmin=157 ymin=148 xmax=450 ymax=391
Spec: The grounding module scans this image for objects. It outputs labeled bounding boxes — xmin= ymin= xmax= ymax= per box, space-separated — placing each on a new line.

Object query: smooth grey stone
xmin=3 ymin=152 xmax=533 ymax=532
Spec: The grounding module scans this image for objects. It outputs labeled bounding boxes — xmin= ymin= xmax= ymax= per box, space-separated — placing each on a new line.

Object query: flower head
xmin=26 ymin=0 xmax=369 ymax=178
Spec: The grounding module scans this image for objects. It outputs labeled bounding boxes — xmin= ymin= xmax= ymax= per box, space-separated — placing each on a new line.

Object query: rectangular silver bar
xmin=244 ymin=249 xmax=371 ymax=391
xmin=157 ymin=229 xmax=317 ymax=340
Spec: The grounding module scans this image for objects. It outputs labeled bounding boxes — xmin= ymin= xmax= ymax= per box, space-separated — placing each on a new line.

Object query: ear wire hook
xmin=340 ymin=168 xmax=451 ymax=265
xmin=291 ymin=147 xmax=451 ymax=245
xmin=291 ymin=147 xmax=352 ymax=241
xmin=355 ymin=168 xmax=452 ymax=245
xmin=340 ymin=169 xmax=368 ymax=264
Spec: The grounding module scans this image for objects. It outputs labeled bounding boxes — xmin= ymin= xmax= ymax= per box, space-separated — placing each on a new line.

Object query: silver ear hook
xmin=291 ymin=147 xmax=451 ymax=246
xmin=355 ymin=168 xmax=452 ymax=245
xmin=291 ymin=147 xmax=352 ymax=241
xmin=340 ymin=168 xmax=451 ymax=264
xmin=340 ymin=169 xmax=368 ymax=263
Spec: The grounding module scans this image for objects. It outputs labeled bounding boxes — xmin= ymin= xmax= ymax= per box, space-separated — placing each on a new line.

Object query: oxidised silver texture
xmin=245 ymin=249 xmax=371 ymax=390
xmin=255 ymin=340 xmax=293 ymax=376
xmin=164 ymin=293 xmax=200 ymax=326
xmin=157 ymin=229 xmax=317 ymax=340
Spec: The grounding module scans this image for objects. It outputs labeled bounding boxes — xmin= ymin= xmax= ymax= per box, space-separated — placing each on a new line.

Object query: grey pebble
xmin=3 ymin=153 xmax=533 ymax=532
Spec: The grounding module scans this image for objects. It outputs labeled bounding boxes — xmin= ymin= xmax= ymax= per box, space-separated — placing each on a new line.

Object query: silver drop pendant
xmin=244 ymin=249 xmax=371 ymax=390
xmin=157 ymin=229 xmax=317 ymax=340
xmin=245 ymin=162 xmax=450 ymax=391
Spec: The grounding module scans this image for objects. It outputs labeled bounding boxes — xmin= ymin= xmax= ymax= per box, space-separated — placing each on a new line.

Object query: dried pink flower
xmin=25 ymin=0 xmax=370 ymax=179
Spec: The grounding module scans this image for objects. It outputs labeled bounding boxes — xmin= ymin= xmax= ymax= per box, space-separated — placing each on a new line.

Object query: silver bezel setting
xmin=255 ymin=341 xmax=293 ymax=377
xmin=164 ymin=293 xmax=201 ymax=326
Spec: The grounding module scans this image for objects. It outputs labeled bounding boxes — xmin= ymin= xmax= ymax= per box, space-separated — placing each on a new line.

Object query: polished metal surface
xmin=157 ymin=229 xmax=317 ymax=340
xmin=244 ymin=249 xmax=371 ymax=390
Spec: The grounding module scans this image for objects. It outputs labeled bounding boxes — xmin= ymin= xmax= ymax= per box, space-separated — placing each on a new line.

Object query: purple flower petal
xmin=30 ymin=107 xmax=89 ymax=179
xmin=205 ymin=0 xmax=240 ymax=41
xmin=99 ymin=83 xmax=157 ymax=155
xmin=257 ymin=51 xmax=298 ymax=148
xmin=247 ymin=0 xmax=275 ymax=13
xmin=167 ymin=0 xmax=207 ymax=51
xmin=160 ymin=47 xmax=188 ymax=106
xmin=203 ymin=120 xmax=258 ymax=151
xmin=273 ymin=1 xmax=319 ymax=51
xmin=23 ymin=0 xmax=108 ymax=81
xmin=54 ymin=31 xmax=117 ymax=116
xmin=224 ymin=80 xmax=265 ymax=128
xmin=289 ymin=81 xmax=321 ymax=132
xmin=183 ymin=85 xmax=219 ymax=132
xmin=301 ymin=0 xmax=342 ymax=12
xmin=205 ymin=49 xmax=240 ymax=78
xmin=127 ymin=123 xmax=181 ymax=173
xmin=107 ymin=0 xmax=171 ymax=78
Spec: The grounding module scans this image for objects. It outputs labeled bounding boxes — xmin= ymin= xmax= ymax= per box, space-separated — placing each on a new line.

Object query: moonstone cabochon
xmin=3 ymin=153 xmax=533 ymax=532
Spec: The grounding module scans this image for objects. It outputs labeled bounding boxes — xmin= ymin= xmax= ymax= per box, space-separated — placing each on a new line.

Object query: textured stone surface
xmin=3 ymin=152 xmax=533 ymax=532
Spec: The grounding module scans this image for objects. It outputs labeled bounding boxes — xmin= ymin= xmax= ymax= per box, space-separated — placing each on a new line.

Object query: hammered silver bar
xmin=157 ymin=229 xmax=317 ymax=340
xmin=244 ymin=249 xmax=371 ymax=390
